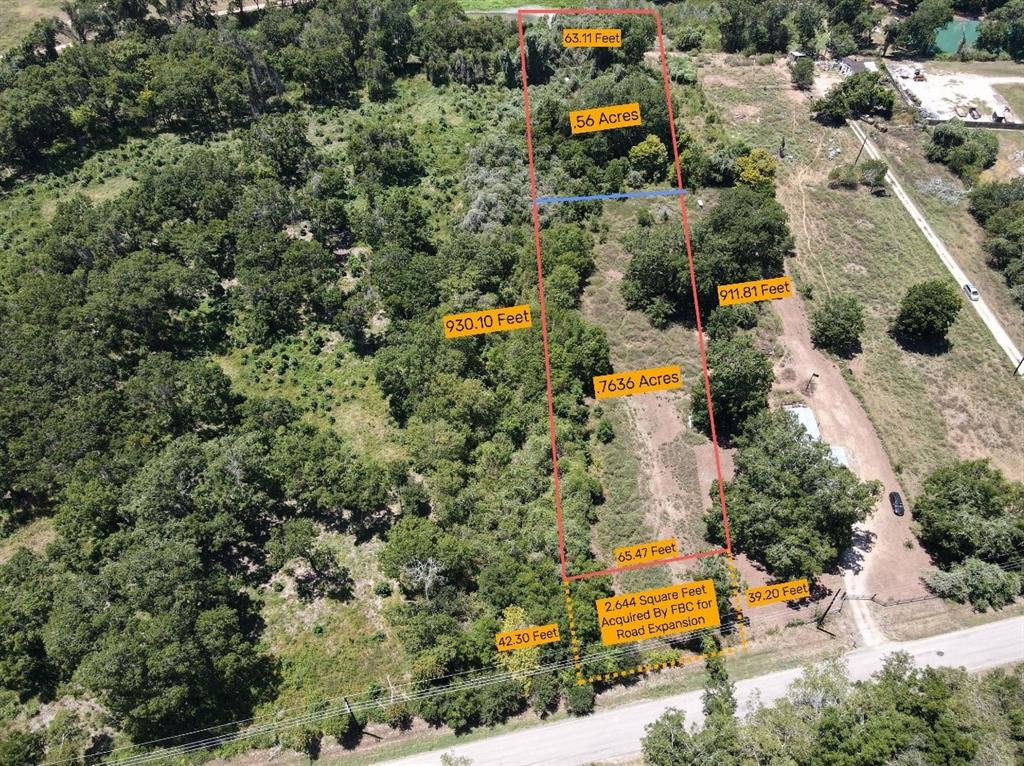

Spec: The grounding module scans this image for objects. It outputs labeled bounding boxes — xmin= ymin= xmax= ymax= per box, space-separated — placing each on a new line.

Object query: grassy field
xmin=0 ymin=0 xmax=61 ymax=50
xmin=460 ymin=0 xmax=578 ymax=11
xmin=256 ymin=534 xmax=408 ymax=713
xmin=995 ymin=83 xmax=1024 ymax=118
xmin=870 ymin=122 xmax=1024 ymax=352
xmin=699 ymin=57 xmax=1024 ymax=495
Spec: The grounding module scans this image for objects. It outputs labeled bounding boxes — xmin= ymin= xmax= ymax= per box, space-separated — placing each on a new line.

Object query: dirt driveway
xmin=772 ymin=294 xmax=934 ymax=620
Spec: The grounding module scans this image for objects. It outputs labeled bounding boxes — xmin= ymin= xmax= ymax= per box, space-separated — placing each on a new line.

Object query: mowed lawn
xmin=699 ymin=57 xmax=1024 ymax=495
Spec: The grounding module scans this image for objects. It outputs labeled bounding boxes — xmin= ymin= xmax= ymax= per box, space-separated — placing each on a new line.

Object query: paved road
xmin=374 ymin=616 xmax=1024 ymax=766
xmin=847 ymin=119 xmax=1024 ymax=375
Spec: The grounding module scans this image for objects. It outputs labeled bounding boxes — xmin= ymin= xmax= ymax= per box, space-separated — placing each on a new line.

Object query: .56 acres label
xmin=569 ymin=102 xmax=642 ymax=135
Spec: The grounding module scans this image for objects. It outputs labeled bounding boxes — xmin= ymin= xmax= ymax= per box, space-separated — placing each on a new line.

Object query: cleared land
xmin=698 ymin=56 xmax=1024 ymax=496
xmin=889 ymin=60 xmax=1024 ymax=123
xmin=583 ymin=196 xmax=711 ymax=592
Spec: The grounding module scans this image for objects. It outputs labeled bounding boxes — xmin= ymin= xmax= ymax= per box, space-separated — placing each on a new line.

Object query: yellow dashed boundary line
xmin=562 ymin=582 xmax=587 ymax=685
xmin=565 ymin=552 xmax=749 ymax=686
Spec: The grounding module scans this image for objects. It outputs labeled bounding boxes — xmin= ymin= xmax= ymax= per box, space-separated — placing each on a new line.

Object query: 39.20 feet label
xmin=443 ymin=305 xmax=532 ymax=338
xmin=569 ymin=102 xmax=642 ymax=135
xmin=744 ymin=579 xmax=809 ymax=608
xmin=592 ymin=365 xmax=682 ymax=400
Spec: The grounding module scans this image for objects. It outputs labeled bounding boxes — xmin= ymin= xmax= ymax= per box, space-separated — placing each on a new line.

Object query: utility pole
xmin=804 ymin=372 xmax=819 ymax=394
xmin=854 ymin=131 xmax=869 ymax=165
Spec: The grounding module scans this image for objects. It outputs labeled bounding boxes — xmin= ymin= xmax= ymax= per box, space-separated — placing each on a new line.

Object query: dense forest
xmin=1 ymin=0 xmax=1021 ymax=763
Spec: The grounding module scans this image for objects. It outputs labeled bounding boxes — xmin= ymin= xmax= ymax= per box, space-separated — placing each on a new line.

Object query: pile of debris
xmin=915 ymin=177 xmax=967 ymax=205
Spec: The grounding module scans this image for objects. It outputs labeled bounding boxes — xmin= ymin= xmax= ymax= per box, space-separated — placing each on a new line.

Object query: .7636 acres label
xmin=592 ymin=365 xmax=682 ymax=400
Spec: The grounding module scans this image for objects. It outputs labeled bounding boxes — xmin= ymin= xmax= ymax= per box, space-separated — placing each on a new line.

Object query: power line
xmin=44 ymin=549 xmax=1024 ymax=766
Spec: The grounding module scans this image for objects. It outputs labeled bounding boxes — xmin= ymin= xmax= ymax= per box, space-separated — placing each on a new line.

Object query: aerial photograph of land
xmin=0 ymin=1 xmax=1022 ymax=765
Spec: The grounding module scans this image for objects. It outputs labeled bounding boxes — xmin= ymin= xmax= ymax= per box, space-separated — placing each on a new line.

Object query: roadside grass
xmin=920 ymin=60 xmax=1024 ymax=79
xmin=699 ymin=58 xmax=1024 ymax=495
xmin=995 ymin=83 xmax=1024 ymax=118
xmin=316 ymin=613 xmax=857 ymax=766
xmin=870 ymin=122 xmax=1024 ymax=351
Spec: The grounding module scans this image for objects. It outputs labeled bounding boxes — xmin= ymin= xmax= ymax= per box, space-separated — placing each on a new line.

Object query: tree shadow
xmin=833 ymin=526 xmax=877 ymax=577
xmin=890 ymin=330 xmax=951 ymax=356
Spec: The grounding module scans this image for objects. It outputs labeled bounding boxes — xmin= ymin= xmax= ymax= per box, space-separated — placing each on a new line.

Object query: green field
xmin=699 ymin=57 xmax=1024 ymax=494
xmin=0 ymin=0 xmax=61 ymax=50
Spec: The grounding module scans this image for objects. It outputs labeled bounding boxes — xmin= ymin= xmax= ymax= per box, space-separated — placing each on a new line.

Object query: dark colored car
xmin=889 ymin=491 xmax=905 ymax=517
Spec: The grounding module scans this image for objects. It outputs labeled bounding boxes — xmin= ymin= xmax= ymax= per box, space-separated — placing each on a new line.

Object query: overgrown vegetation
xmin=925 ymin=120 xmax=999 ymax=181
xmin=643 ymin=652 xmax=1024 ymax=765
xmin=708 ymin=411 xmax=881 ymax=579
xmin=916 ymin=460 xmax=1024 ymax=610
xmin=969 ymin=178 xmax=1024 ymax=311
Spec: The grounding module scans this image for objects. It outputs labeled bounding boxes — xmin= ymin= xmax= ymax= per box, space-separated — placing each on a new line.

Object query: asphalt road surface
xmin=376 ymin=616 xmax=1024 ymax=766
xmin=847 ymin=119 xmax=1024 ymax=375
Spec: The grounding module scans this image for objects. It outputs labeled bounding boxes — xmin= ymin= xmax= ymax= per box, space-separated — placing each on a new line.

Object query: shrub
xmin=925 ymin=120 xmax=998 ymax=181
xmin=565 ymin=682 xmax=595 ymax=715
xmin=925 ymin=558 xmax=1021 ymax=611
xmin=628 ymin=135 xmax=670 ymax=183
xmin=810 ymin=295 xmax=864 ymax=357
xmin=791 ymin=57 xmax=814 ymax=90
xmin=735 ymin=148 xmax=777 ymax=195
xmin=668 ymin=55 xmax=698 ymax=84
xmin=595 ymin=418 xmax=615 ymax=443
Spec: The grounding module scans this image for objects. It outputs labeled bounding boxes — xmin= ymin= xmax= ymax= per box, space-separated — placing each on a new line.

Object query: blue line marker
xmin=535 ymin=188 xmax=688 ymax=205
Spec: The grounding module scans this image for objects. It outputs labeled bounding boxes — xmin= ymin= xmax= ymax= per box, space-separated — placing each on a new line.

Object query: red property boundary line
xmin=516 ymin=8 xmax=733 ymax=584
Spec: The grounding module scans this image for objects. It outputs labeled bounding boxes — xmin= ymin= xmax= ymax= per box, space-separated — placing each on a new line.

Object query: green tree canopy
xmin=707 ymin=410 xmax=881 ymax=579
xmin=890 ymin=278 xmax=962 ymax=347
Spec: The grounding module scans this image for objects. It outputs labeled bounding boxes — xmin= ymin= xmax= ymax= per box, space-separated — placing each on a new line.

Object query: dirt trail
xmin=772 ymin=294 xmax=933 ymax=644
xmin=622 ymin=392 xmax=688 ymax=545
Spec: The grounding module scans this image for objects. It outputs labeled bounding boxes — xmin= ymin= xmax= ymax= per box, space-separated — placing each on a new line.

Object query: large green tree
xmin=890 ymin=279 xmax=962 ymax=347
xmin=707 ymin=410 xmax=880 ymax=578
xmin=690 ymin=335 xmax=774 ymax=440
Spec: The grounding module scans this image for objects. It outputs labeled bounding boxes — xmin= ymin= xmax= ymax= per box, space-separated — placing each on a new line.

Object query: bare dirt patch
xmin=771 ymin=294 xmax=933 ymax=605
